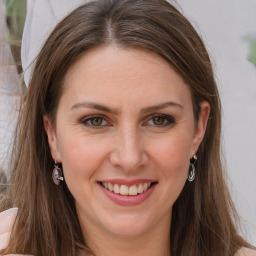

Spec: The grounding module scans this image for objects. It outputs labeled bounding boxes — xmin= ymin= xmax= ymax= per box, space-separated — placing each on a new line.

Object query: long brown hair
xmin=0 ymin=0 xmax=253 ymax=255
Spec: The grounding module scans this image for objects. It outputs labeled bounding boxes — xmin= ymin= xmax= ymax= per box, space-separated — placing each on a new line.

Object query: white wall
xmin=178 ymin=0 xmax=256 ymax=245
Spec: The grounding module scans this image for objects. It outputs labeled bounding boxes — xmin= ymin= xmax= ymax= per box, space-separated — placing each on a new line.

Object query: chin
xmin=100 ymin=213 xmax=156 ymax=238
xmin=105 ymin=224 xmax=149 ymax=238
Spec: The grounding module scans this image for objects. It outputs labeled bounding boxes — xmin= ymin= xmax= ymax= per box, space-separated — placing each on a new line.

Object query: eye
xmin=145 ymin=114 xmax=175 ymax=127
xmin=152 ymin=116 xmax=166 ymax=125
xmin=81 ymin=115 xmax=110 ymax=128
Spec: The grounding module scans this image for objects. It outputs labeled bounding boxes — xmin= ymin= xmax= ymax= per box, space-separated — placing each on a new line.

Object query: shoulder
xmin=235 ymin=248 xmax=256 ymax=256
xmin=0 ymin=208 xmax=34 ymax=255
xmin=0 ymin=208 xmax=18 ymax=250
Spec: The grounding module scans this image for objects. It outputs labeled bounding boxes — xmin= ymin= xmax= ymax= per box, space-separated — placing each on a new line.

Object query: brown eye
xmin=152 ymin=116 xmax=165 ymax=125
xmin=90 ymin=117 xmax=103 ymax=126
xmin=81 ymin=115 xmax=109 ymax=128
xmin=145 ymin=114 xmax=175 ymax=127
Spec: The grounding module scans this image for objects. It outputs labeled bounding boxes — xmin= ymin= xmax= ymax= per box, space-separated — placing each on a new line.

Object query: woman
xmin=0 ymin=0 xmax=255 ymax=255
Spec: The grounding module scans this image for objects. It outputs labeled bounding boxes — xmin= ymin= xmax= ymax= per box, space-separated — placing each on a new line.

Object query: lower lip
xmin=99 ymin=183 xmax=157 ymax=206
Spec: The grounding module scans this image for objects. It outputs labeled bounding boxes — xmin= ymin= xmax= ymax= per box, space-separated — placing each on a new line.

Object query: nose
xmin=109 ymin=125 xmax=148 ymax=172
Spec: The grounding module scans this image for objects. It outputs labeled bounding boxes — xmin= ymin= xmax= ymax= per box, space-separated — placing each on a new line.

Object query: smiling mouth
xmin=99 ymin=182 xmax=157 ymax=196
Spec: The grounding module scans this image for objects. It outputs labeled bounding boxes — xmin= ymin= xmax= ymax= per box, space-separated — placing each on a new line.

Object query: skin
xmin=44 ymin=45 xmax=210 ymax=256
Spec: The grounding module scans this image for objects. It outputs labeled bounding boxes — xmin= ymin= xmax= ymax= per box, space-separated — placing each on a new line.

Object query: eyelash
xmin=145 ymin=114 xmax=175 ymax=127
xmin=80 ymin=115 xmax=110 ymax=129
xmin=80 ymin=114 xmax=175 ymax=129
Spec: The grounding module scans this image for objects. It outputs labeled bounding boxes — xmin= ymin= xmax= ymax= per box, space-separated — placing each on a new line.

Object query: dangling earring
xmin=187 ymin=155 xmax=197 ymax=182
xmin=52 ymin=160 xmax=64 ymax=185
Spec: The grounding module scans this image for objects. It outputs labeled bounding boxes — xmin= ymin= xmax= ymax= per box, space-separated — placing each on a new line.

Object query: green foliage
xmin=5 ymin=0 xmax=27 ymax=45
xmin=247 ymin=38 xmax=256 ymax=67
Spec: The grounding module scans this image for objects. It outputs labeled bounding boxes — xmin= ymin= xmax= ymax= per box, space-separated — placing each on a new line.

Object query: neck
xmin=81 ymin=214 xmax=171 ymax=256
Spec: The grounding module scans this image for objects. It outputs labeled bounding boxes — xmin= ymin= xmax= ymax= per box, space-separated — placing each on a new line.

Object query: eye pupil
xmin=153 ymin=117 xmax=165 ymax=125
xmin=91 ymin=117 xmax=103 ymax=126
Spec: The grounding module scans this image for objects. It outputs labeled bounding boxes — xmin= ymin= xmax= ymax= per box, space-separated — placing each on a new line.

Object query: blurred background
xmin=0 ymin=0 xmax=255 ymax=245
xmin=178 ymin=0 xmax=256 ymax=245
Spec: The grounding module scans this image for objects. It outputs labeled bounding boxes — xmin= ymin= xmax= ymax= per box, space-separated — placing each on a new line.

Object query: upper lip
xmin=98 ymin=179 xmax=158 ymax=186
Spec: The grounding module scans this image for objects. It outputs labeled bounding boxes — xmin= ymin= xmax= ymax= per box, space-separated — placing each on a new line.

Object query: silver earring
xmin=187 ymin=155 xmax=197 ymax=182
xmin=52 ymin=160 xmax=64 ymax=185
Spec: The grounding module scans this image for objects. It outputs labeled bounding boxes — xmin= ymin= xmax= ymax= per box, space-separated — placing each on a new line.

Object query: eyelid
xmin=80 ymin=114 xmax=111 ymax=128
xmin=143 ymin=113 xmax=175 ymax=126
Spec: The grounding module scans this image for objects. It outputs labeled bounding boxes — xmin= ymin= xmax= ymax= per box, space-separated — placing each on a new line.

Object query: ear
xmin=191 ymin=101 xmax=210 ymax=157
xmin=43 ymin=115 xmax=62 ymax=162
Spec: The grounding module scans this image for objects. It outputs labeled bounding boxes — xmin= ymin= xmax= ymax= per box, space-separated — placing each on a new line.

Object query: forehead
xmin=60 ymin=45 xmax=192 ymax=110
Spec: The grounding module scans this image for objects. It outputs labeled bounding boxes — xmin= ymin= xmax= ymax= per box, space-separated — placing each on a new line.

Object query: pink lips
xmin=98 ymin=179 xmax=157 ymax=206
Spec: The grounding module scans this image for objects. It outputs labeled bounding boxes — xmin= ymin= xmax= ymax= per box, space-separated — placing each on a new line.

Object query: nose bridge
xmin=110 ymin=123 xmax=147 ymax=171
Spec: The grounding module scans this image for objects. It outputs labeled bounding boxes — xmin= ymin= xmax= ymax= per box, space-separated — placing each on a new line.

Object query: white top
xmin=0 ymin=208 xmax=32 ymax=255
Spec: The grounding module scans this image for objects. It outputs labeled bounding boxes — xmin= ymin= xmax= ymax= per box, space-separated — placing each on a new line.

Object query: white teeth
xmin=138 ymin=183 xmax=144 ymax=194
xmin=113 ymin=184 xmax=120 ymax=194
xmin=102 ymin=182 xmax=153 ymax=196
xmin=108 ymin=183 xmax=113 ymax=192
xmin=120 ymin=185 xmax=129 ymax=195
xmin=143 ymin=182 xmax=148 ymax=192
xmin=129 ymin=185 xmax=138 ymax=196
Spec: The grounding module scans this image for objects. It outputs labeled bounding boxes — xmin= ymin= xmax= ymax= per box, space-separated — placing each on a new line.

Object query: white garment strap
xmin=21 ymin=0 xmax=86 ymax=87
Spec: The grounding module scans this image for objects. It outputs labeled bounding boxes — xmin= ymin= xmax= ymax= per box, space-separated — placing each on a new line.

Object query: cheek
xmin=57 ymin=133 xmax=110 ymax=184
xmin=150 ymin=131 xmax=192 ymax=178
xmin=148 ymin=132 xmax=192 ymax=210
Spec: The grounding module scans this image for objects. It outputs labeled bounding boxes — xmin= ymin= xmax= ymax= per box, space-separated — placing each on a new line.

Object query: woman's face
xmin=44 ymin=46 xmax=209 ymax=239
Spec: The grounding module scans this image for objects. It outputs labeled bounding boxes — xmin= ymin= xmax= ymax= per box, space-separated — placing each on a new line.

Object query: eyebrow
xmin=70 ymin=102 xmax=118 ymax=114
xmin=141 ymin=101 xmax=184 ymax=113
xmin=70 ymin=101 xmax=183 ymax=114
